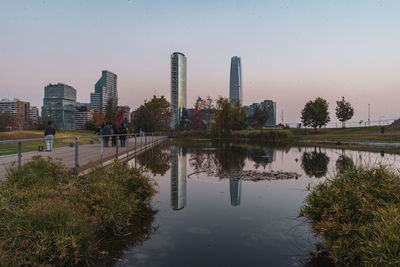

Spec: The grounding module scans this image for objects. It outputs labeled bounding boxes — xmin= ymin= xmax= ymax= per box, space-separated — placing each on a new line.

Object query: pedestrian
xmin=44 ymin=120 xmax=56 ymax=152
xmin=111 ymin=124 xmax=118 ymax=147
xmin=119 ymin=123 xmax=126 ymax=147
xmin=102 ymin=122 xmax=111 ymax=147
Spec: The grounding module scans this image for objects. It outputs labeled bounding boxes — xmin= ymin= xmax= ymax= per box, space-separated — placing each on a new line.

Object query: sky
xmin=1 ymin=0 xmax=399 ymax=124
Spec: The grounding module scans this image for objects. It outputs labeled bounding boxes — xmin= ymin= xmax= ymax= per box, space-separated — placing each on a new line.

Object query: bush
xmin=0 ymin=156 xmax=157 ymax=265
xmin=232 ymin=129 xmax=294 ymax=144
xmin=300 ymin=166 xmax=400 ymax=266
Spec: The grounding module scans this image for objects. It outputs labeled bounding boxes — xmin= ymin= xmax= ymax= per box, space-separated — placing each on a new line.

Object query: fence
xmin=0 ymin=132 xmax=168 ymax=175
xmin=285 ymin=118 xmax=397 ymax=129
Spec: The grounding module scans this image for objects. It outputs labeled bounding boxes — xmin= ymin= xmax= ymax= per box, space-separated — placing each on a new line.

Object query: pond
xmin=110 ymin=141 xmax=400 ymax=267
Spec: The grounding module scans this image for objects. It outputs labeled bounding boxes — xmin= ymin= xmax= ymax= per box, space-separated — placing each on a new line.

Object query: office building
xmin=171 ymin=146 xmax=187 ymax=210
xmin=30 ymin=106 xmax=39 ymax=124
xmin=244 ymin=100 xmax=277 ymax=126
xmin=75 ymin=103 xmax=93 ymax=130
xmin=170 ymin=52 xmax=187 ymax=129
xmin=118 ymin=105 xmax=131 ymax=125
xmin=90 ymin=70 xmax=117 ymax=111
xmin=0 ymin=98 xmax=30 ymax=128
xmin=43 ymin=83 xmax=77 ymax=130
xmin=229 ymin=56 xmax=243 ymax=104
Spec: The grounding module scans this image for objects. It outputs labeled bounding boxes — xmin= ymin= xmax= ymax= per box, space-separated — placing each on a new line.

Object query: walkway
xmin=0 ymin=135 xmax=167 ymax=179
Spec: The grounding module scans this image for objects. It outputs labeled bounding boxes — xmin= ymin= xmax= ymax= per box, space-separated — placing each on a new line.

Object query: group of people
xmin=97 ymin=122 xmax=129 ymax=147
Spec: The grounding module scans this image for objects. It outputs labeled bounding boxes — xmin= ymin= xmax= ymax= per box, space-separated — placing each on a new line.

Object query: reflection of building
xmin=229 ymin=56 xmax=243 ymax=104
xmin=43 ymin=83 xmax=76 ymax=130
xmin=244 ymin=100 xmax=277 ymax=126
xmin=90 ymin=70 xmax=118 ymax=111
xmin=171 ymin=147 xmax=187 ymax=210
xmin=229 ymin=179 xmax=241 ymax=206
xmin=170 ymin=52 xmax=187 ymax=129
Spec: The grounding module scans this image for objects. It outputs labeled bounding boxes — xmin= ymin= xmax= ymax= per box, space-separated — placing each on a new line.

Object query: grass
xmin=0 ymin=156 xmax=157 ymax=266
xmin=291 ymin=125 xmax=400 ymax=143
xmin=300 ymin=166 xmax=400 ymax=266
xmin=0 ymin=130 xmax=97 ymax=155
xmin=232 ymin=129 xmax=295 ymax=144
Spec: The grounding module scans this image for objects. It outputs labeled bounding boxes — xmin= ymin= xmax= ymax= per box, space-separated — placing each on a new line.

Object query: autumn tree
xmin=231 ymin=100 xmax=246 ymax=131
xmin=336 ymin=96 xmax=354 ymax=128
xmin=212 ymin=97 xmax=233 ymax=137
xmin=0 ymin=112 xmax=15 ymax=131
xmin=104 ymin=97 xmax=118 ymax=124
xmin=248 ymin=106 xmax=269 ymax=128
xmin=190 ymin=102 xmax=204 ymax=131
xmin=132 ymin=96 xmax=171 ymax=132
xmin=115 ymin=107 xmax=125 ymax=126
xmin=201 ymin=96 xmax=215 ymax=131
xmin=301 ymin=97 xmax=330 ymax=134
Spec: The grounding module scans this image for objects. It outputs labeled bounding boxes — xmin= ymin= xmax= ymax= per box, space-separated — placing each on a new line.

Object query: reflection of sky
xmin=117 ymin=146 xmax=400 ymax=267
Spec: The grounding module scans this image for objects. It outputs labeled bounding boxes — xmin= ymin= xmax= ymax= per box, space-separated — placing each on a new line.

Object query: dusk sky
xmin=1 ymin=0 xmax=399 ymax=124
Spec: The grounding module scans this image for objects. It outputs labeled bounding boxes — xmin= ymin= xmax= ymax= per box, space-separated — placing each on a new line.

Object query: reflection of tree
xmin=301 ymin=150 xmax=330 ymax=178
xmin=136 ymin=147 xmax=171 ymax=175
xmin=247 ymin=148 xmax=274 ymax=170
xmin=94 ymin=208 xmax=157 ymax=265
xmin=213 ymin=144 xmax=247 ymax=173
xmin=336 ymin=155 xmax=354 ymax=175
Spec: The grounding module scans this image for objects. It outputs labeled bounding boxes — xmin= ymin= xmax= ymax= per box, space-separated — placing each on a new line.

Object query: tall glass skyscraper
xmin=90 ymin=70 xmax=117 ymax=111
xmin=170 ymin=52 xmax=187 ymax=129
xmin=43 ymin=83 xmax=77 ymax=130
xmin=229 ymin=56 xmax=243 ymax=104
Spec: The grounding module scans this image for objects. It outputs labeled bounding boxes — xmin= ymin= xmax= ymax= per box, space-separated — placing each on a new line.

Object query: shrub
xmin=300 ymin=166 xmax=400 ymax=266
xmin=0 ymin=156 xmax=157 ymax=265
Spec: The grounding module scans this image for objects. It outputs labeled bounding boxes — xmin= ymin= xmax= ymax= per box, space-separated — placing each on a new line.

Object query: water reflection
xmin=136 ymin=146 xmax=171 ymax=175
xmin=171 ymin=146 xmax=187 ymax=210
xmin=301 ymin=149 xmax=330 ymax=178
xmin=229 ymin=179 xmax=241 ymax=206
xmin=336 ymin=155 xmax=354 ymax=174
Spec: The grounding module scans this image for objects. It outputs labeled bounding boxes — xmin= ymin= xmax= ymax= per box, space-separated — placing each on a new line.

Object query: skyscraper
xmin=170 ymin=52 xmax=187 ymax=129
xmin=43 ymin=83 xmax=76 ymax=130
xmin=229 ymin=178 xmax=241 ymax=206
xmin=229 ymin=56 xmax=243 ymax=104
xmin=90 ymin=70 xmax=117 ymax=111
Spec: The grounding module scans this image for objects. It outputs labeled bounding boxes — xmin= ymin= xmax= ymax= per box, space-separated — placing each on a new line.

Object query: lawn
xmin=0 ymin=130 xmax=98 ymax=156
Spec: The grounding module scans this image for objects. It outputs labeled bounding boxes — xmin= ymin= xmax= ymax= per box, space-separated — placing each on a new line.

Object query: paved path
xmin=0 ymin=136 xmax=167 ymax=179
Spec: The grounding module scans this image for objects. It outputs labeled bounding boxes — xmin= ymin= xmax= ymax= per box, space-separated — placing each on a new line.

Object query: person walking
xmin=119 ymin=123 xmax=126 ymax=147
xmin=44 ymin=121 xmax=56 ymax=152
xmin=102 ymin=122 xmax=111 ymax=147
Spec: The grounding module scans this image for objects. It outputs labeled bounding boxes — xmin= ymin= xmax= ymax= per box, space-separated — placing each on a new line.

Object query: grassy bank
xmin=172 ymin=129 xmax=295 ymax=144
xmin=0 ymin=156 xmax=157 ymax=265
xmin=0 ymin=130 xmax=96 ymax=155
xmin=300 ymin=166 xmax=400 ymax=266
xmin=291 ymin=125 xmax=400 ymax=143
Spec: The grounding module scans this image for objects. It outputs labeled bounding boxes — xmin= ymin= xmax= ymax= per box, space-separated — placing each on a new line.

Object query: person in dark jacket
xmin=119 ymin=123 xmax=126 ymax=147
xmin=44 ymin=121 xmax=56 ymax=151
xmin=102 ymin=123 xmax=112 ymax=147
xmin=111 ymin=124 xmax=118 ymax=147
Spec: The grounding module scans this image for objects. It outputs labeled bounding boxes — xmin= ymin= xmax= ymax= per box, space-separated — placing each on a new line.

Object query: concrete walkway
xmin=0 ymin=136 xmax=167 ymax=179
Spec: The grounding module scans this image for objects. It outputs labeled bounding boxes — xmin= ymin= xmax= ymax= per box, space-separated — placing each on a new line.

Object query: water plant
xmin=300 ymin=166 xmax=400 ymax=266
xmin=0 ymin=156 xmax=157 ymax=266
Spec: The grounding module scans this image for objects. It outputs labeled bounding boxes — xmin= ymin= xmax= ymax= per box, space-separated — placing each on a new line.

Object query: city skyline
xmin=1 ymin=1 xmax=400 ymax=123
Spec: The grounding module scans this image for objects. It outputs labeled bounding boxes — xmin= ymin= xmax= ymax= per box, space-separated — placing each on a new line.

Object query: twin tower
xmin=170 ymin=53 xmax=243 ymax=128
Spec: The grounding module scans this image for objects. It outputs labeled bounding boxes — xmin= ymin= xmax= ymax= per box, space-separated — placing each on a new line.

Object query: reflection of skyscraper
xmin=171 ymin=147 xmax=187 ymax=210
xmin=229 ymin=178 xmax=241 ymax=206
xmin=229 ymin=56 xmax=242 ymax=104
xmin=170 ymin=52 xmax=187 ymax=129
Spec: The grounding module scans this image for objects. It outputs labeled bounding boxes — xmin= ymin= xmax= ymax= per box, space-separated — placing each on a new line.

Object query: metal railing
xmin=0 ymin=132 xmax=168 ymax=171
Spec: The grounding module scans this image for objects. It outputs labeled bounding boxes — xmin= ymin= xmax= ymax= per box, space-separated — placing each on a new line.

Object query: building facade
xmin=244 ymin=100 xmax=277 ymax=127
xmin=43 ymin=83 xmax=77 ymax=130
xmin=75 ymin=104 xmax=93 ymax=130
xmin=90 ymin=70 xmax=118 ymax=111
xmin=0 ymin=98 xmax=30 ymax=128
xmin=229 ymin=56 xmax=243 ymax=104
xmin=118 ymin=105 xmax=131 ymax=125
xmin=30 ymin=106 xmax=39 ymax=124
xmin=171 ymin=146 xmax=187 ymax=210
xmin=170 ymin=52 xmax=187 ymax=129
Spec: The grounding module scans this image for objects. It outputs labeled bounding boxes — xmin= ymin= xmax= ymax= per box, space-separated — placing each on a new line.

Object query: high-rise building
xmin=90 ymin=70 xmax=117 ymax=111
xmin=171 ymin=146 xmax=187 ymax=210
xmin=0 ymin=98 xmax=30 ymax=128
xmin=43 ymin=83 xmax=77 ymax=130
xmin=244 ymin=100 xmax=277 ymax=127
xmin=30 ymin=106 xmax=39 ymax=124
xmin=170 ymin=52 xmax=187 ymax=129
xmin=75 ymin=103 xmax=92 ymax=130
xmin=229 ymin=56 xmax=243 ymax=104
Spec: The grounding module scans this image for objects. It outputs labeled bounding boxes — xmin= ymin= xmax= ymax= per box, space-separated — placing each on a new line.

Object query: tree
xmin=178 ymin=108 xmax=190 ymax=130
xmin=201 ymin=96 xmax=215 ymax=131
xmin=212 ymin=97 xmax=233 ymax=137
xmin=92 ymin=106 xmax=104 ymax=126
xmin=190 ymin=102 xmax=204 ymax=131
xmin=0 ymin=112 xmax=16 ymax=131
xmin=115 ymin=107 xmax=125 ymax=126
xmin=231 ymin=100 xmax=247 ymax=131
xmin=104 ymin=97 xmax=118 ymax=124
xmin=248 ymin=106 xmax=269 ymax=128
xmin=132 ymin=96 xmax=171 ymax=132
xmin=301 ymin=97 xmax=330 ymax=134
xmin=336 ymin=96 xmax=354 ymax=128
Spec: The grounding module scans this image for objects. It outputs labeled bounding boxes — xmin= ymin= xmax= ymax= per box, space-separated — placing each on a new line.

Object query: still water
xmin=112 ymin=141 xmax=400 ymax=267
